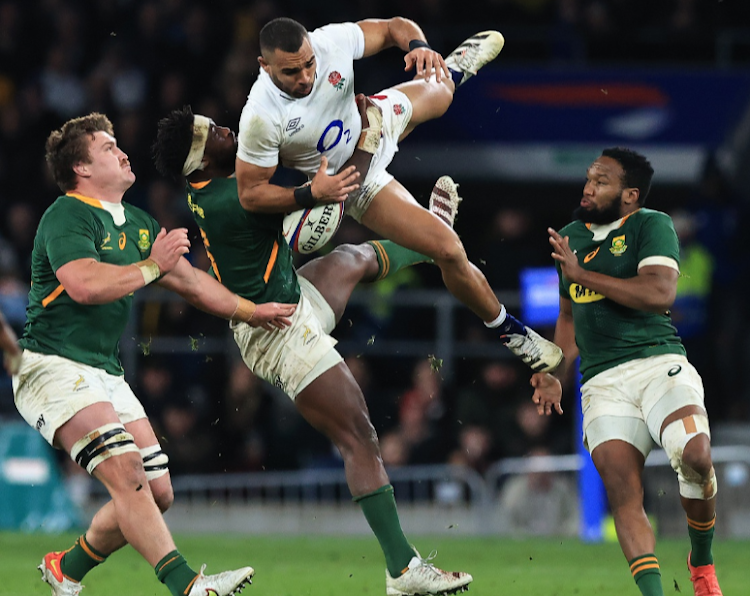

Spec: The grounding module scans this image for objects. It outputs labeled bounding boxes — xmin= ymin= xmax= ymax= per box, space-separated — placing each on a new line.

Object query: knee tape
xmin=661 ymin=415 xmax=717 ymax=500
xmin=70 ymin=423 xmax=139 ymax=475
xmin=141 ymin=444 xmax=170 ymax=480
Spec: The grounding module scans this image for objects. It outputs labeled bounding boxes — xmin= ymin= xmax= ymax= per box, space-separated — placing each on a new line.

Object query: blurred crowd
xmin=2 ymin=0 xmax=750 ymax=503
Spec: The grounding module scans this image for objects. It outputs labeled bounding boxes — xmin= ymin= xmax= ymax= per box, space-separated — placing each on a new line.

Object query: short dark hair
xmin=259 ymin=17 xmax=308 ymax=55
xmin=602 ymin=147 xmax=654 ymax=205
xmin=45 ymin=113 xmax=114 ymax=192
xmin=152 ymin=106 xmax=195 ymax=182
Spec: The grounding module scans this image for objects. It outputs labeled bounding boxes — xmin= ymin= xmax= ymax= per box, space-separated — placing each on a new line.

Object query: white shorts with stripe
xmin=345 ymin=88 xmax=413 ymax=222
xmin=13 ymin=350 xmax=147 ymax=446
xmin=581 ymin=354 xmax=707 ymax=457
xmin=230 ymin=277 xmax=343 ymax=400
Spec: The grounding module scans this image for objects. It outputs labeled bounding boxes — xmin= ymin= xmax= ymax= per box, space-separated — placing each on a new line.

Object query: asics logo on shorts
xmin=668 ymin=365 xmax=682 ymax=377
xmin=36 ymin=414 xmax=45 ymax=430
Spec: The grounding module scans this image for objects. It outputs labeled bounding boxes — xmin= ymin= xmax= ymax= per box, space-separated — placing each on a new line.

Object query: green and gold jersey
xmin=19 ymin=194 xmax=160 ymax=375
xmin=185 ymin=178 xmax=300 ymax=304
xmin=557 ymin=208 xmax=685 ymax=384
xmin=20 ymin=193 xmax=159 ymax=375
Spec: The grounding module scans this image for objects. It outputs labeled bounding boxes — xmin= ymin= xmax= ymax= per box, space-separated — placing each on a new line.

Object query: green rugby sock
xmin=367 ymin=240 xmax=429 ymax=281
xmin=629 ymin=554 xmax=664 ymax=596
xmin=354 ymin=484 xmax=416 ymax=577
xmin=688 ymin=515 xmax=715 ymax=566
xmin=60 ymin=534 xmax=108 ymax=582
xmin=155 ymin=550 xmax=198 ymax=596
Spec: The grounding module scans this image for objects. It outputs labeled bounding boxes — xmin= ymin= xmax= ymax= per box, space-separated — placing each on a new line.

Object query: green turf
xmin=0 ymin=532 xmax=744 ymax=595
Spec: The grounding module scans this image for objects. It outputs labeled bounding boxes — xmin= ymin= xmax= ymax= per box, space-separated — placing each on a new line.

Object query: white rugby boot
xmin=499 ymin=314 xmax=563 ymax=373
xmin=188 ymin=564 xmax=255 ymax=596
xmin=38 ymin=551 xmax=83 ymax=596
xmin=445 ymin=31 xmax=505 ymax=88
xmin=429 ymin=176 xmax=462 ymax=227
xmin=385 ymin=551 xmax=472 ymax=596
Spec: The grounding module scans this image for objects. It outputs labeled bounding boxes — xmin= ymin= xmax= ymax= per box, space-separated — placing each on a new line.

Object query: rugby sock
xmin=448 ymin=68 xmax=465 ymax=88
xmin=367 ymin=240 xmax=429 ymax=282
xmin=60 ymin=534 xmax=108 ymax=582
xmin=353 ymin=484 xmax=416 ymax=577
xmin=688 ymin=515 xmax=716 ymax=566
xmin=155 ymin=550 xmax=198 ymax=596
xmin=629 ymin=554 xmax=663 ymax=596
xmin=484 ymin=304 xmax=507 ymax=328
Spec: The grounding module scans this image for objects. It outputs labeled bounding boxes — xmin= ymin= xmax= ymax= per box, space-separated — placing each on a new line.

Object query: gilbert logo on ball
xmin=283 ymin=202 xmax=345 ymax=254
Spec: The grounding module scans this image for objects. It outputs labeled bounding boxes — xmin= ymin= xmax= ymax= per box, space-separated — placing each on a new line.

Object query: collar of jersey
xmin=66 ymin=192 xmax=104 ymax=209
xmin=188 ymin=180 xmax=212 ymax=189
xmin=585 ymin=209 xmax=640 ymax=241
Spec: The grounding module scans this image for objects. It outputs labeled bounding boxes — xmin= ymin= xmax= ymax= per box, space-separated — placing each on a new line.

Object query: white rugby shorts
xmin=13 ymin=350 xmax=147 ymax=446
xmin=581 ymin=354 xmax=706 ymax=456
xmin=230 ymin=277 xmax=343 ymax=399
xmin=345 ymin=88 xmax=413 ymax=222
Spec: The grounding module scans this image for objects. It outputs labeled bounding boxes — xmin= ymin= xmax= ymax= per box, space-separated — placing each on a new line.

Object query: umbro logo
xmin=286 ymin=118 xmax=305 ymax=136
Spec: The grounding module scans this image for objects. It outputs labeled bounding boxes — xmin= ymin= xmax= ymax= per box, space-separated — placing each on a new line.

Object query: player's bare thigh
xmin=391 ymin=77 xmax=454 ymax=142
xmin=360 ymin=179 xmax=463 ymax=262
xmin=55 ymin=401 xmax=121 ymax=453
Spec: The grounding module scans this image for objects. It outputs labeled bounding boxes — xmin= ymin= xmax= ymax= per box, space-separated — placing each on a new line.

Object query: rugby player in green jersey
xmin=0 ymin=307 xmax=21 ymax=374
xmin=14 ymin=113 xmax=297 ymax=596
xmin=152 ymin=100 xmax=472 ymax=596
xmin=531 ymin=148 xmax=723 ymax=596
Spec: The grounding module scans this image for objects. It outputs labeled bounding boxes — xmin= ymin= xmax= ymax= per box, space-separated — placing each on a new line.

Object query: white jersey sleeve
xmin=237 ymin=101 xmax=283 ymax=168
xmin=236 ymin=22 xmax=365 ymax=175
xmin=312 ymin=22 xmax=365 ymax=60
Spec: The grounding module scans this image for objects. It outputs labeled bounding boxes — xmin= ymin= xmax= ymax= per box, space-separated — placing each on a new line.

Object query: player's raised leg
xmin=361 ymin=177 xmax=563 ymax=372
xmin=396 ymin=30 xmax=505 ymax=140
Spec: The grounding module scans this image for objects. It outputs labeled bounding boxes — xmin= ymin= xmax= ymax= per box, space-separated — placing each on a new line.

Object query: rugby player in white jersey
xmin=235 ymin=16 xmax=564 ymax=376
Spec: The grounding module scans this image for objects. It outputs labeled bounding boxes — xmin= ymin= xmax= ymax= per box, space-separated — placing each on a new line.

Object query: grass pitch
xmin=0 ymin=532 xmax=745 ymax=595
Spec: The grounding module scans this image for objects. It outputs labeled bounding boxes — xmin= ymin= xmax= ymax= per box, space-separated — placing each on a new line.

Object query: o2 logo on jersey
xmin=317 ymin=120 xmax=352 ymax=153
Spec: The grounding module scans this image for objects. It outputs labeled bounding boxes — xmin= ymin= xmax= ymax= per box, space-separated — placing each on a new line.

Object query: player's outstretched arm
xmin=157 ymin=257 xmax=296 ymax=330
xmin=0 ymin=309 xmax=22 ymax=375
xmin=530 ymin=297 xmax=577 ymax=416
xmin=56 ymin=228 xmax=190 ymax=305
xmin=357 ymin=18 xmax=450 ymax=81
xmin=236 ymin=157 xmax=361 ymax=213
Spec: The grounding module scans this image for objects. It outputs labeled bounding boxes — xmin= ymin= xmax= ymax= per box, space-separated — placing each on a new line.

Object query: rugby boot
xmin=386 ymin=551 xmax=472 ymax=596
xmin=499 ymin=314 xmax=564 ymax=373
xmin=445 ymin=31 xmax=505 ymax=88
xmin=429 ymin=176 xmax=462 ymax=227
xmin=188 ymin=563 xmax=255 ymax=596
xmin=38 ymin=551 xmax=83 ymax=596
xmin=688 ymin=552 xmax=723 ymax=596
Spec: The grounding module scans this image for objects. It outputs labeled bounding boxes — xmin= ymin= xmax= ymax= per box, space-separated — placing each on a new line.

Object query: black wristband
xmin=408 ymin=39 xmax=432 ymax=52
xmin=293 ymin=184 xmax=317 ymax=209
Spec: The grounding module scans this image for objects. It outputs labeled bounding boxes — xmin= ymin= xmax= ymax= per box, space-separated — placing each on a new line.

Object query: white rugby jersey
xmin=237 ymin=23 xmax=366 ymax=178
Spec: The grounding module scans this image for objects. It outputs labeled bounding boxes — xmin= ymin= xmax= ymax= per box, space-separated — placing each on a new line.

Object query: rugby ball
xmin=283 ymin=202 xmax=345 ymax=254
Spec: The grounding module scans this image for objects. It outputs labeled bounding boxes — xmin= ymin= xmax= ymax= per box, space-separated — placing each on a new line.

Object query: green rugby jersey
xmin=185 ymin=178 xmax=300 ymax=304
xmin=19 ymin=194 xmax=160 ymax=375
xmin=557 ymin=208 xmax=685 ymax=384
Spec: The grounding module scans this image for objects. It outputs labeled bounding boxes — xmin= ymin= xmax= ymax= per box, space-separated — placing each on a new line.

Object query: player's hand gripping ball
xmin=283 ymin=202 xmax=345 ymax=254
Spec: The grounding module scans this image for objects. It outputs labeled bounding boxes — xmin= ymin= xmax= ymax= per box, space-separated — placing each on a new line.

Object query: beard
xmin=573 ymin=197 xmax=622 ymax=225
